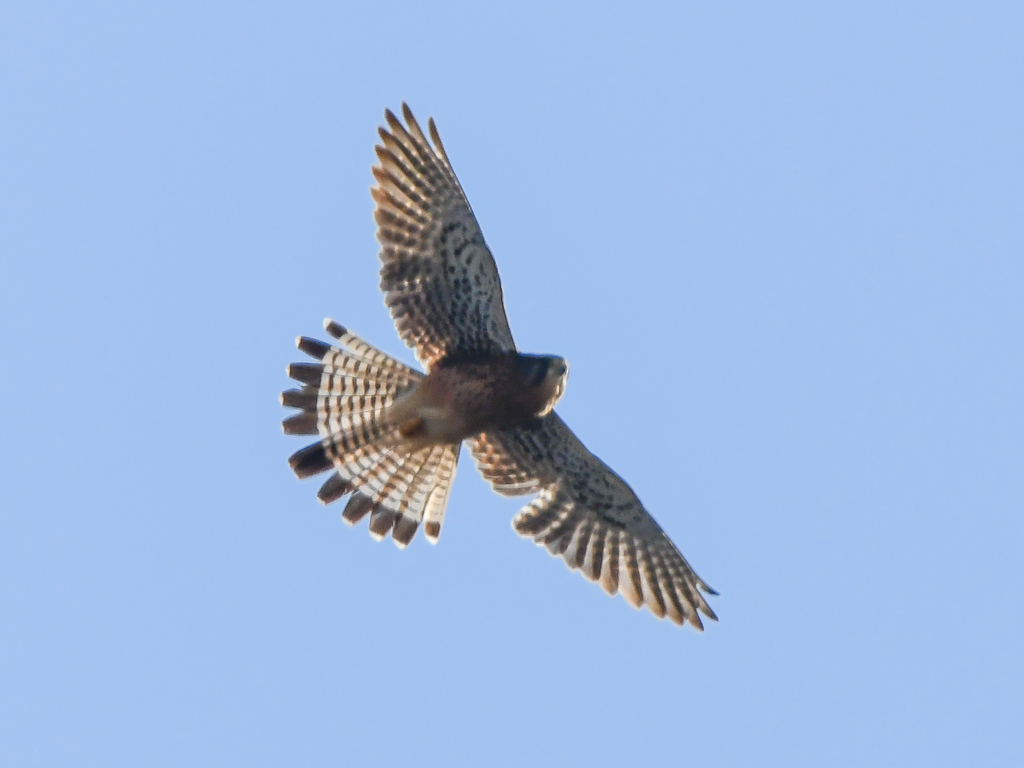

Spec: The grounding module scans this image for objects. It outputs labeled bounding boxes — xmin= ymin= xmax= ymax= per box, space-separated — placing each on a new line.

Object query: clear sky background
xmin=2 ymin=2 xmax=1022 ymax=766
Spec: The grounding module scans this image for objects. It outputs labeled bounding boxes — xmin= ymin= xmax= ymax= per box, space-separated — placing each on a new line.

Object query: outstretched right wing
xmin=373 ymin=104 xmax=516 ymax=370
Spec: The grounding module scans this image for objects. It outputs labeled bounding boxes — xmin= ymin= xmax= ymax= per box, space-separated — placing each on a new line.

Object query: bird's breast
xmin=395 ymin=355 xmax=547 ymax=446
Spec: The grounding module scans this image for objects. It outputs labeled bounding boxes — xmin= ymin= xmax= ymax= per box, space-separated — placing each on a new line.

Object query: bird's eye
xmin=516 ymin=356 xmax=550 ymax=386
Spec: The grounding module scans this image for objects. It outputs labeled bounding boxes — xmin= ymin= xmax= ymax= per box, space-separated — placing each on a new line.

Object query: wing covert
xmin=470 ymin=414 xmax=718 ymax=629
xmin=373 ymin=104 xmax=516 ymax=369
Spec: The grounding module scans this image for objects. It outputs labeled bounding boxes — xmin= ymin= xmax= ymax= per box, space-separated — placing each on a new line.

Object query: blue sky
xmin=2 ymin=2 xmax=1022 ymax=765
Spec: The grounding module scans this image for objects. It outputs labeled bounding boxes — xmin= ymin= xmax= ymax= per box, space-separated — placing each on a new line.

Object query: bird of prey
xmin=281 ymin=104 xmax=717 ymax=629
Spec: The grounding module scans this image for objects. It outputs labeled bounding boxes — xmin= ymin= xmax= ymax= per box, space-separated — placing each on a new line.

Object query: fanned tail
xmin=282 ymin=319 xmax=460 ymax=547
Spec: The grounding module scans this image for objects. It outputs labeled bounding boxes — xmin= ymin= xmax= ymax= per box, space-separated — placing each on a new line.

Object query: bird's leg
xmin=398 ymin=415 xmax=424 ymax=438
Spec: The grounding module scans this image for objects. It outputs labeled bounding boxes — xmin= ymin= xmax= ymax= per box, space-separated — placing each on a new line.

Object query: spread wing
xmin=372 ymin=104 xmax=516 ymax=370
xmin=470 ymin=415 xmax=718 ymax=629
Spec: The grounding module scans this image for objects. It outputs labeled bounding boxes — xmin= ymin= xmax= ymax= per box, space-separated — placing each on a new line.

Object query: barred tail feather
xmin=282 ymin=321 xmax=460 ymax=547
xmin=423 ymin=446 xmax=458 ymax=543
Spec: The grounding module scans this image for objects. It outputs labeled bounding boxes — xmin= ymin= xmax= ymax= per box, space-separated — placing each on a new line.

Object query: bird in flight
xmin=281 ymin=104 xmax=717 ymax=629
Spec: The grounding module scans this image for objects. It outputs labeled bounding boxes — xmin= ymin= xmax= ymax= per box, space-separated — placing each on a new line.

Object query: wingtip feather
xmin=401 ymin=102 xmax=416 ymax=129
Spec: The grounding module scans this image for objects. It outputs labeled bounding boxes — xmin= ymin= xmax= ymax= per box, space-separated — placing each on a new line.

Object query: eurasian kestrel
xmin=282 ymin=105 xmax=718 ymax=629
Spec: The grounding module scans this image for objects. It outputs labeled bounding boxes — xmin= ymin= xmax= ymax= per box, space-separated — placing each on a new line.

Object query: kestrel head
xmin=516 ymin=354 xmax=569 ymax=417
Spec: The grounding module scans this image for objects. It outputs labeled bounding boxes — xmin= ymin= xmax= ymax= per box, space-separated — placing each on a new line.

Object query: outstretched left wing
xmin=470 ymin=415 xmax=718 ymax=629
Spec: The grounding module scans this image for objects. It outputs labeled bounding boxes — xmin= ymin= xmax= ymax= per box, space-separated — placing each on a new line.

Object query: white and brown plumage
xmin=282 ymin=104 xmax=718 ymax=629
